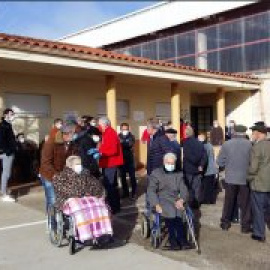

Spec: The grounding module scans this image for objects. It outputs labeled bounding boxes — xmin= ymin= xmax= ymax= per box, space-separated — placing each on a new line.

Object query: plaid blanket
xmin=62 ymin=196 xmax=113 ymax=242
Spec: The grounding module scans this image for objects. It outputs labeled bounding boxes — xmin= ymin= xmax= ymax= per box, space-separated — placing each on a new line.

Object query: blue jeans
xmin=40 ymin=176 xmax=56 ymax=213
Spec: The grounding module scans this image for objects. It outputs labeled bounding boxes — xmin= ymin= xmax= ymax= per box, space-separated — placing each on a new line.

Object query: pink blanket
xmin=63 ymin=196 xmax=113 ymax=242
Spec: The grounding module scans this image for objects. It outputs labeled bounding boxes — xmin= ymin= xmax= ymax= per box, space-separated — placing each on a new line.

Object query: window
xmin=220 ymin=47 xmax=243 ymax=73
xmin=97 ymin=99 xmax=129 ymax=120
xmin=219 ymin=20 xmax=242 ymax=47
xmin=176 ymin=32 xmax=196 ymax=57
xmin=141 ymin=41 xmax=157 ymax=59
xmin=197 ymin=26 xmax=218 ymax=51
xmin=177 ymin=56 xmax=196 ymax=67
xmin=5 ymin=93 xmax=50 ymax=117
xmin=158 ymin=36 xmax=176 ymax=61
xmin=244 ymin=12 xmax=270 ymax=43
xmin=156 ymin=102 xmax=171 ymax=121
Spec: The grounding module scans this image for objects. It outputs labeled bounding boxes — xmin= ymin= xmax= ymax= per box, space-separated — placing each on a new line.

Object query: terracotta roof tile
xmin=0 ymin=33 xmax=260 ymax=83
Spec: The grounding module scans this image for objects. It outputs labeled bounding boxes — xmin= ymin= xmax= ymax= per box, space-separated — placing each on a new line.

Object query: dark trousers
xmin=103 ymin=167 xmax=121 ymax=214
xmin=251 ymin=191 xmax=270 ymax=238
xmin=119 ymin=159 xmax=137 ymax=196
xmin=184 ymin=174 xmax=202 ymax=208
xmin=164 ymin=217 xmax=184 ymax=246
xmin=221 ymin=183 xmax=251 ymax=230
xmin=201 ymin=174 xmax=217 ymax=204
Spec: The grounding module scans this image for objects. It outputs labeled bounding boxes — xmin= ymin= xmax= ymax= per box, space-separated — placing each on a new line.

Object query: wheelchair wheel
xmin=151 ymin=230 xmax=161 ymax=249
xmin=69 ymin=237 xmax=76 ymax=255
xmin=48 ymin=206 xmax=64 ymax=247
xmin=140 ymin=213 xmax=150 ymax=239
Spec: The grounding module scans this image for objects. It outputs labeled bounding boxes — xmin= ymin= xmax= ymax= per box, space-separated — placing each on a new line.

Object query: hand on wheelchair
xmin=175 ymin=199 xmax=185 ymax=210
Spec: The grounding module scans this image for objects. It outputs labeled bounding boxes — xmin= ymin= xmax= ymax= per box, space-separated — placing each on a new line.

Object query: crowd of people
xmin=0 ymin=107 xmax=270 ymax=249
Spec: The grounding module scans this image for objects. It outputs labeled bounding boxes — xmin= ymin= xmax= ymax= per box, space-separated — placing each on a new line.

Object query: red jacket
xmin=99 ymin=126 xmax=123 ymax=168
xmin=141 ymin=129 xmax=150 ymax=143
xmin=180 ymin=123 xmax=187 ymax=142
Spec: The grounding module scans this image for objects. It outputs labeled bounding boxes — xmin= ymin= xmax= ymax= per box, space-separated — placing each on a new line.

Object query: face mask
xmin=19 ymin=138 xmax=25 ymax=144
xmin=92 ymin=135 xmax=100 ymax=143
xmin=164 ymin=164 xmax=175 ymax=172
xmin=74 ymin=164 xmax=83 ymax=174
xmin=55 ymin=123 xmax=62 ymax=130
xmin=122 ymin=130 xmax=129 ymax=136
xmin=90 ymin=122 xmax=97 ymax=127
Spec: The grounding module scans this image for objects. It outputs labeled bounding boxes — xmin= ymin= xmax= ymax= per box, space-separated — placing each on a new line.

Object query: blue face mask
xmin=164 ymin=164 xmax=175 ymax=172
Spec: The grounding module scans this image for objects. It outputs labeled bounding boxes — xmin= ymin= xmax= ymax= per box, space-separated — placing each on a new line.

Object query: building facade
xmin=60 ymin=1 xmax=270 ymax=134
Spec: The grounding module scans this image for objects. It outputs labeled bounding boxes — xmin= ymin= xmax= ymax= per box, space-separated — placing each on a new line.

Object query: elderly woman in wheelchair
xmin=49 ymin=155 xmax=112 ymax=254
xmin=147 ymin=152 xmax=194 ymax=251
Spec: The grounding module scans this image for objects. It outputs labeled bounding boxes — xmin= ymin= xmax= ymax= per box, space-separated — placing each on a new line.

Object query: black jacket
xmin=77 ymin=127 xmax=101 ymax=178
xmin=147 ymin=131 xmax=174 ymax=175
xmin=0 ymin=119 xmax=16 ymax=156
xmin=118 ymin=132 xmax=135 ymax=162
xmin=183 ymin=136 xmax=207 ymax=175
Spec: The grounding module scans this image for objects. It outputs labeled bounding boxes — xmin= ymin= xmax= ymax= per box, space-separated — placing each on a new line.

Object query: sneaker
xmin=1 ymin=195 xmax=15 ymax=202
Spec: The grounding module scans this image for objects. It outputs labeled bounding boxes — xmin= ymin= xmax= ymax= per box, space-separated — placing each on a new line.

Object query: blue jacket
xmin=147 ymin=131 xmax=173 ymax=175
xmin=183 ymin=136 xmax=207 ymax=175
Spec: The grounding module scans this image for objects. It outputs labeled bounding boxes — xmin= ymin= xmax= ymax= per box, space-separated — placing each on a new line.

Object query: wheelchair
xmin=140 ymin=206 xmax=201 ymax=254
xmin=47 ymin=205 xmax=77 ymax=255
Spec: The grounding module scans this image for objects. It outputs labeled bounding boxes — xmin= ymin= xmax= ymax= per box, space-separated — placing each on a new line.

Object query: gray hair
xmin=66 ymin=155 xmax=81 ymax=168
xmin=99 ymin=116 xmax=111 ymax=127
xmin=163 ymin=152 xmax=177 ymax=162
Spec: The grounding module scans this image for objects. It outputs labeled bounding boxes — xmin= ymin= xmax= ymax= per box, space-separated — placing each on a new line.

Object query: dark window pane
xmin=220 ymin=47 xmax=243 ymax=73
xmin=158 ymin=36 xmax=176 ymax=61
xmin=141 ymin=41 xmax=157 ymax=59
xmin=177 ymin=57 xmax=196 ymax=67
xmin=245 ymin=42 xmax=270 ymax=72
xmin=206 ymin=51 xmax=219 ymax=71
xmin=176 ymin=32 xmax=196 ymax=57
xmin=219 ymin=20 xmax=242 ymax=47
xmin=245 ymin=12 xmax=270 ymax=42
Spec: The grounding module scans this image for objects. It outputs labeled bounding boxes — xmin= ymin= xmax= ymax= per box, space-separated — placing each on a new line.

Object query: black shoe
xmin=251 ymin=234 xmax=266 ymax=243
xmin=121 ymin=193 xmax=129 ymax=199
xmin=162 ymin=244 xmax=181 ymax=251
xmin=220 ymin=223 xmax=230 ymax=231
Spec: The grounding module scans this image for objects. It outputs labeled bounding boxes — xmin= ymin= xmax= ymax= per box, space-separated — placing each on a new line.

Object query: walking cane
xmin=183 ymin=207 xmax=201 ymax=255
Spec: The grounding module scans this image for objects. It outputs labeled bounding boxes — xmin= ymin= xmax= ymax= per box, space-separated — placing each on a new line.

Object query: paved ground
xmin=1 ymin=180 xmax=270 ymax=270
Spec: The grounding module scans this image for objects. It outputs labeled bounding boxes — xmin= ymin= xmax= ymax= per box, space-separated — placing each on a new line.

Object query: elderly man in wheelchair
xmin=147 ymin=152 xmax=196 ymax=251
xmin=48 ymin=155 xmax=113 ymax=254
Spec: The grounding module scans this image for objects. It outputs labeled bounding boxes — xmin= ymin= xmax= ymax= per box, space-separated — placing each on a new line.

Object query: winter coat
xmin=210 ymin=126 xmax=224 ymax=146
xmin=52 ymin=166 xmax=104 ymax=210
xmin=217 ymin=136 xmax=252 ymax=185
xmin=0 ymin=119 xmax=16 ymax=156
xmin=118 ymin=132 xmax=135 ymax=164
xmin=99 ymin=126 xmax=123 ymax=168
xmin=248 ymin=139 xmax=270 ymax=192
xmin=77 ymin=129 xmax=101 ymax=178
xmin=147 ymin=168 xmax=189 ymax=218
xmin=39 ymin=131 xmax=78 ymax=181
xmin=147 ymin=131 xmax=174 ymax=175
xmin=183 ymin=137 xmax=207 ymax=175
xmin=203 ymin=142 xmax=218 ymax=176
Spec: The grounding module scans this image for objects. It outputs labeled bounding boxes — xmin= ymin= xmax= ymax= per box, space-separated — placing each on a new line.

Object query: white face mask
xmin=74 ymin=164 xmax=83 ymax=174
xmin=122 ymin=130 xmax=129 ymax=136
xmin=19 ymin=138 xmax=25 ymax=144
xmin=164 ymin=164 xmax=175 ymax=172
xmin=55 ymin=123 xmax=63 ymax=130
xmin=92 ymin=135 xmax=100 ymax=143
xmin=90 ymin=122 xmax=97 ymax=127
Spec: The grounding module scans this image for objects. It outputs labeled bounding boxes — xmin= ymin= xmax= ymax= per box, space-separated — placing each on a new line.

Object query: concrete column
xmin=216 ymin=87 xmax=226 ymax=135
xmin=106 ymin=75 xmax=117 ymax=129
xmin=197 ymin=31 xmax=208 ymax=70
xmin=171 ymin=83 xmax=181 ymax=142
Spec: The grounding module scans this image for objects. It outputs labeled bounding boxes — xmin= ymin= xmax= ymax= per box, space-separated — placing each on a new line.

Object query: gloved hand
xmin=93 ymin=152 xmax=101 ymax=160
xmin=87 ymin=148 xmax=99 ymax=155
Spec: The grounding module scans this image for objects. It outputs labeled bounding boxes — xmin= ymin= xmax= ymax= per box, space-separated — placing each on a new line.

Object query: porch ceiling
xmin=0 ymin=50 xmax=260 ymax=94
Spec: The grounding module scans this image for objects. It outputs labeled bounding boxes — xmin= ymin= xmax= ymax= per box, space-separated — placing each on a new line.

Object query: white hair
xmin=66 ymin=155 xmax=81 ymax=168
xmin=99 ymin=116 xmax=111 ymax=127
xmin=163 ymin=152 xmax=177 ymax=162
